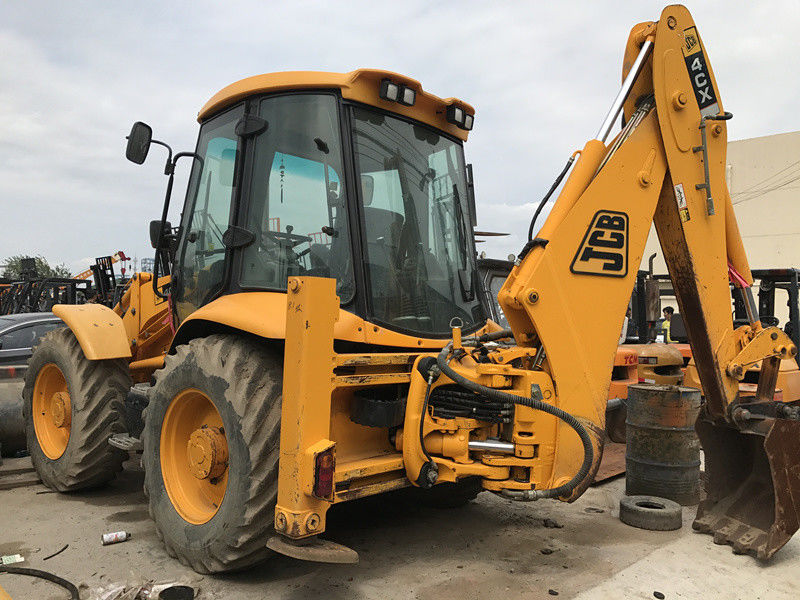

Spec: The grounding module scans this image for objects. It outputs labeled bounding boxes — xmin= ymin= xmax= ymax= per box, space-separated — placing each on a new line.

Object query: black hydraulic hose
xmin=473 ymin=328 xmax=514 ymax=343
xmin=0 ymin=566 xmax=80 ymax=599
xmin=435 ymin=343 xmax=594 ymax=499
xmin=419 ymin=378 xmax=435 ymax=463
xmin=526 ymin=154 xmax=577 ymax=241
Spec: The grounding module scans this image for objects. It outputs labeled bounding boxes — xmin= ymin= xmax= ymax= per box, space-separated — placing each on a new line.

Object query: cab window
xmin=240 ymin=94 xmax=354 ymax=302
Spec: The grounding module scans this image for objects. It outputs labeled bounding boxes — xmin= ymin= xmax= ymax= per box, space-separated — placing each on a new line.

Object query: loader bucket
xmin=693 ymin=416 xmax=800 ymax=559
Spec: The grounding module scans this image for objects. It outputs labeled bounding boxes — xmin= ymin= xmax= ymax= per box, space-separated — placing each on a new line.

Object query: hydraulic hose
xmin=526 ymin=153 xmax=579 ymax=242
xmin=0 ymin=566 xmax=79 ymax=599
xmin=435 ymin=342 xmax=594 ymax=500
xmin=471 ymin=328 xmax=514 ymax=343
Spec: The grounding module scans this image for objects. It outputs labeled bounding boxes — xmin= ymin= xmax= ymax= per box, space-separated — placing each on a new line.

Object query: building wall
xmin=642 ymin=130 xmax=800 ymax=321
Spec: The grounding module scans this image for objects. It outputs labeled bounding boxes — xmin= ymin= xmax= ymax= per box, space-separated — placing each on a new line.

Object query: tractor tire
xmin=142 ymin=335 xmax=282 ymax=574
xmin=23 ymin=328 xmax=130 ymax=491
xmin=412 ymin=477 xmax=484 ymax=509
xmin=619 ymin=495 xmax=683 ymax=531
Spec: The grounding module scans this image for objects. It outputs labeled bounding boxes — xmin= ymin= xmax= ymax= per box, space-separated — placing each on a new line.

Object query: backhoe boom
xmin=408 ymin=4 xmax=800 ymax=560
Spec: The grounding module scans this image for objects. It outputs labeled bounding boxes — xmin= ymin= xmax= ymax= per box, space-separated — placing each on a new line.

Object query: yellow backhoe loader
xmin=23 ymin=4 xmax=800 ymax=574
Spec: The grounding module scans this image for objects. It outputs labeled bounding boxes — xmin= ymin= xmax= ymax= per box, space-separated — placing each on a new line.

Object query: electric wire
xmin=731 ymin=158 xmax=800 ymax=200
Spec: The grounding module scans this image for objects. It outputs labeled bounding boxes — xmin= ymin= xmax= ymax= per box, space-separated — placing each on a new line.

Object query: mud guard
xmin=51 ymin=304 xmax=131 ymax=360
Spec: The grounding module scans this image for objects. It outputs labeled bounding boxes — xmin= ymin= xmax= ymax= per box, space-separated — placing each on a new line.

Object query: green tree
xmin=1 ymin=255 xmax=72 ymax=279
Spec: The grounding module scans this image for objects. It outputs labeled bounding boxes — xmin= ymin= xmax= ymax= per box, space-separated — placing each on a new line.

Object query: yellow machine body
xmin=49 ymin=5 xmax=800 ymax=566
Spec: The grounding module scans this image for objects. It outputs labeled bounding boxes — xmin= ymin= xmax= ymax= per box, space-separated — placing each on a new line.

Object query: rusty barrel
xmin=625 ymin=384 xmax=702 ymax=505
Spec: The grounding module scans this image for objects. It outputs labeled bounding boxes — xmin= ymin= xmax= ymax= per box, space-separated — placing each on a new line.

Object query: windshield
xmin=173 ymin=104 xmax=243 ymax=321
xmin=351 ymin=105 xmax=484 ymax=334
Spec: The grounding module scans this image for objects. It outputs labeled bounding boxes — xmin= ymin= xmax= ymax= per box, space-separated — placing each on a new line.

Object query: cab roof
xmin=198 ymin=68 xmax=474 ymax=142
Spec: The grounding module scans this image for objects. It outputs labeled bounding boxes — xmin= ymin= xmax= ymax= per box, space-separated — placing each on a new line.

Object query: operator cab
xmin=132 ymin=70 xmax=485 ymax=339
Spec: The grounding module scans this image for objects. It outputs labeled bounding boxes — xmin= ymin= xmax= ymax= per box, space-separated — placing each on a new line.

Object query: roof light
xmin=379 ymin=79 xmax=401 ymax=102
xmin=446 ymin=103 xmax=474 ymax=131
xmin=447 ymin=105 xmax=464 ymax=126
xmin=463 ymin=113 xmax=474 ymax=130
xmin=399 ymin=86 xmax=416 ymax=106
xmin=380 ymin=79 xmax=416 ymax=106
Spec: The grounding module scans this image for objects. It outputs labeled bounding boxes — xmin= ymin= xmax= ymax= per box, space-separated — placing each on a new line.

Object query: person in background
xmin=662 ymin=306 xmax=674 ymax=343
xmin=619 ymin=306 xmax=631 ymax=344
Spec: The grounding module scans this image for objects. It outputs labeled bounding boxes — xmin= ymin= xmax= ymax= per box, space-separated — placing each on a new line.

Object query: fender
xmin=172 ymin=289 xmax=480 ymax=352
xmin=52 ymin=304 xmax=132 ymax=360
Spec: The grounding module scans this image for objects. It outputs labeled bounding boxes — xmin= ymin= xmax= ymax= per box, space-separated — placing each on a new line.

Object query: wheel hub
xmin=32 ymin=363 xmax=71 ymax=460
xmin=51 ymin=391 xmax=71 ymax=428
xmin=187 ymin=426 xmax=228 ymax=480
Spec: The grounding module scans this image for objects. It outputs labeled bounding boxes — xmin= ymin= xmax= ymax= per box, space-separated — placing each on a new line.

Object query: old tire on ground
xmin=22 ymin=328 xmax=130 ymax=491
xmin=143 ymin=335 xmax=281 ymax=574
xmin=619 ymin=495 xmax=682 ymax=531
xmin=412 ymin=477 xmax=484 ymax=508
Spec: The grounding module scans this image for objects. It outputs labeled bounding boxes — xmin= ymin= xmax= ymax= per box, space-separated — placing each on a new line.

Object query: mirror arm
xmin=150 ymin=139 xmax=173 ymax=174
xmin=151 ymin=152 xmax=204 ymax=300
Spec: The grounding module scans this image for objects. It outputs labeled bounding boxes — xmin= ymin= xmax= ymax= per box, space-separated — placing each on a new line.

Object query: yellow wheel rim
xmin=32 ymin=363 xmax=71 ymax=460
xmin=161 ymin=389 xmax=229 ymax=524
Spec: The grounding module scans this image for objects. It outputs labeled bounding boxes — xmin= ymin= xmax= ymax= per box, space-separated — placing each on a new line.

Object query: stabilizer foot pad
xmin=267 ymin=535 xmax=359 ymax=564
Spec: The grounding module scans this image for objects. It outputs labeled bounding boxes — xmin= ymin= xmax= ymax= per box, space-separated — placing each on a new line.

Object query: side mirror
xmin=126 ymin=121 xmax=153 ymax=165
xmin=150 ymin=220 xmax=172 ymax=249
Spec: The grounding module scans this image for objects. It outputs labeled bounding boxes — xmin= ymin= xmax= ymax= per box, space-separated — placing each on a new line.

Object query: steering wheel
xmin=260 ymin=230 xmax=311 ymax=251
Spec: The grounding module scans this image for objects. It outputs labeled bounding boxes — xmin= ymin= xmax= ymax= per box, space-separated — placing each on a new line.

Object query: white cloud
xmin=0 ymin=0 xmax=798 ymax=275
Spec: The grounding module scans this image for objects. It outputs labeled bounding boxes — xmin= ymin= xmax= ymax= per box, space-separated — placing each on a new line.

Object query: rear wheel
xmin=143 ymin=335 xmax=282 ymax=573
xmin=23 ymin=328 xmax=130 ymax=491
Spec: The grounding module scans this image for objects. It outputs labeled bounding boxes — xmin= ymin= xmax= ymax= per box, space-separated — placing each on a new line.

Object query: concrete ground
xmin=1 ymin=459 xmax=797 ymax=600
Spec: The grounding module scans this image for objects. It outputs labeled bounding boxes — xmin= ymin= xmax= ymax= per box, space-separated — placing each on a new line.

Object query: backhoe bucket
xmin=693 ymin=416 xmax=800 ymax=559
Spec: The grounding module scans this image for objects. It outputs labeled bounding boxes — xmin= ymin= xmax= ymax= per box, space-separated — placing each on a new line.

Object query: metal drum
xmin=625 ymin=384 xmax=702 ymax=505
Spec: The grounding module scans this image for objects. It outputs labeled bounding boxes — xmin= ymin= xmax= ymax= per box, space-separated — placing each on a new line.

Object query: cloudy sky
xmin=1 ymin=1 xmax=798 ymax=275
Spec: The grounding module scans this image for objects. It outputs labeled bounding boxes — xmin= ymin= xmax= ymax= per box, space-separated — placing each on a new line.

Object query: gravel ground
xmin=1 ymin=459 xmax=798 ymax=599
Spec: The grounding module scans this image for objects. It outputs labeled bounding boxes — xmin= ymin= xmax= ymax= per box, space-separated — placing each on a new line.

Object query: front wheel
xmin=142 ymin=335 xmax=282 ymax=574
xmin=23 ymin=328 xmax=130 ymax=491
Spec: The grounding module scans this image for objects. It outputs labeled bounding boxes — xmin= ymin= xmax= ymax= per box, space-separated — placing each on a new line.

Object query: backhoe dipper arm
xmin=495 ymin=5 xmax=798 ymax=559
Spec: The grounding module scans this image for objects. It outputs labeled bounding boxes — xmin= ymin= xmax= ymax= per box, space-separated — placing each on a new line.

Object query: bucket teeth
xmin=693 ymin=416 xmax=800 ymax=560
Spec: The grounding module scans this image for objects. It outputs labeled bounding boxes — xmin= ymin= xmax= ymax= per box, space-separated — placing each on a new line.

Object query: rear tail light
xmin=313 ymin=448 xmax=335 ymax=500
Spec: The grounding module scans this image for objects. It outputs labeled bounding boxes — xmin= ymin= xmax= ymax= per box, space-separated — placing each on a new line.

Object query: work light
xmin=447 ymin=104 xmax=464 ymax=126
xmin=463 ymin=113 xmax=474 ymax=130
xmin=379 ymin=79 xmax=401 ymax=102
xmin=399 ymin=86 xmax=416 ymax=106
xmin=446 ymin=103 xmax=474 ymax=130
xmin=380 ymin=79 xmax=416 ymax=107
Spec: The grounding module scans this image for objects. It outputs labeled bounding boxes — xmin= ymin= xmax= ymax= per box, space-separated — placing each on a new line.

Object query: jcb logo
xmin=570 ymin=210 xmax=628 ymax=278
xmin=684 ymin=32 xmax=698 ymax=54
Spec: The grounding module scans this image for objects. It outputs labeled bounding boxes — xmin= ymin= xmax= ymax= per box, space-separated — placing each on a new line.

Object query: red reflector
xmin=314 ymin=449 xmax=335 ymax=499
